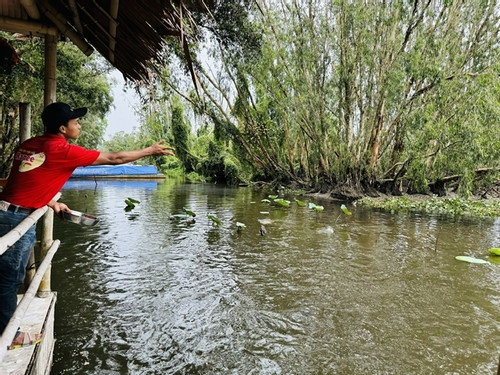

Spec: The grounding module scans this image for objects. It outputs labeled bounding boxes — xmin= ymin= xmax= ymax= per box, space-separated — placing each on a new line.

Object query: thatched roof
xmin=0 ymin=0 xmax=212 ymax=81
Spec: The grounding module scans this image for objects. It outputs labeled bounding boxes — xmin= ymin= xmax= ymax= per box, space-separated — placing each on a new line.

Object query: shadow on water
xmin=49 ymin=180 xmax=500 ymax=374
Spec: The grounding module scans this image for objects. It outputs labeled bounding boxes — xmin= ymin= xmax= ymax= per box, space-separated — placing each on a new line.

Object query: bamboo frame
xmin=0 ymin=239 xmax=60 ymax=364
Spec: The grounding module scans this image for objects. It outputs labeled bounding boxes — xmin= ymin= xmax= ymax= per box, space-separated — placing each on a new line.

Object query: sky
xmin=104 ymin=69 xmax=141 ymax=140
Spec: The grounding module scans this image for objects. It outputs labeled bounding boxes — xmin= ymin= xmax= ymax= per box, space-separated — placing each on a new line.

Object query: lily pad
xmin=183 ymin=207 xmax=196 ymax=217
xmin=294 ymin=198 xmax=306 ymax=207
xmin=124 ymin=197 xmax=140 ymax=210
xmin=308 ymin=202 xmax=324 ymax=211
xmin=455 ymin=256 xmax=489 ymax=264
xmin=274 ymin=198 xmax=290 ymax=207
xmin=340 ymin=204 xmax=352 ymax=216
xmin=207 ymin=214 xmax=222 ymax=226
xmin=488 ymin=248 xmax=500 ymax=256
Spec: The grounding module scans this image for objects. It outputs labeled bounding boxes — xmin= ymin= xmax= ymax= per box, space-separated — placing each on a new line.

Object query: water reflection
xmin=50 ymin=180 xmax=500 ymax=374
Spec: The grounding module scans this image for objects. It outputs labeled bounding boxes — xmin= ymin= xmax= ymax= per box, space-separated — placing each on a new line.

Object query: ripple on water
xmin=51 ymin=183 xmax=500 ymax=374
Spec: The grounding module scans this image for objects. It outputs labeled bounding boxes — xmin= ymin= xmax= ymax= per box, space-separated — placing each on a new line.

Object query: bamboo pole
xmin=37 ymin=36 xmax=58 ymax=297
xmin=44 ymin=36 xmax=57 ymax=106
xmin=19 ymin=103 xmax=36 ymax=291
xmin=18 ymin=103 xmax=31 ymax=142
xmin=0 ymin=208 xmax=49 ymax=256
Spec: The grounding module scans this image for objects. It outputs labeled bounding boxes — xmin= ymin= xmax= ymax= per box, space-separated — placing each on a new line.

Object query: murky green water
xmin=49 ymin=180 xmax=499 ymax=375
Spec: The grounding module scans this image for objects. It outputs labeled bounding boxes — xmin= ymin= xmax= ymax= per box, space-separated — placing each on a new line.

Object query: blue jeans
xmin=0 ymin=210 xmax=36 ymax=334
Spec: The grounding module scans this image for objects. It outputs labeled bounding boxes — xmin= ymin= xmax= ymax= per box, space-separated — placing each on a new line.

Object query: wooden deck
xmin=0 ymin=293 xmax=56 ymax=375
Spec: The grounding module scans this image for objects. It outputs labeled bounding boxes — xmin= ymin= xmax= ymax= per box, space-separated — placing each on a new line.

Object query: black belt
xmin=6 ymin=203 xmax=34 ymax=215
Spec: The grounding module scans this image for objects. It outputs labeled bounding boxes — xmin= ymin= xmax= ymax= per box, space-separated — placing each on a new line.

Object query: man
xmin=0 ymin=102 xmax=174 ymax=349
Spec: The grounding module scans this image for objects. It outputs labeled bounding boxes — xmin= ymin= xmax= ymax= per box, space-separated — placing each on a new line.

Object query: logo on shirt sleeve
xmin=18 ymin=152 xmax=46 ymax=172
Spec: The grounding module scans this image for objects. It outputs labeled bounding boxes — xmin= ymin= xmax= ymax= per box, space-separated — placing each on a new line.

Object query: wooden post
xmin=19 ymin=103 xmax=37 ymax=291
xmin=44 ymin=35 xmax=57 ymax=105
xmin=18 ymin=102 xmax=31 ymax=142
xmin=38 ymin=35 xmax=57 ymax=297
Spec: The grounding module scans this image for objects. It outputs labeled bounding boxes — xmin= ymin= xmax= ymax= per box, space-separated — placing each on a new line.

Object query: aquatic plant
xmin=273 ymin=198 xmax=291 ymax=207
xmin=183 ymin=207 xmax=196 ymax=217
xmin=308 ymin=202 xmax=324 ymax=211
xmin=207 ymin=213 xmax=222 ymax=226
xmin=125 ymin=197 xmax=140 ymax=211
xmin=294 ymin=198 xmax=306 ymax=207
xmin=340 ymin=204 xmax=352 ymax=215
xmin=358 ymin=196 xmax=500 ymax=218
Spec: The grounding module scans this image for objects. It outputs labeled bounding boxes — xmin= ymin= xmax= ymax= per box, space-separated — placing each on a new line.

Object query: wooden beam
xmin=109 ymin=0 xmax=119 ymax=63
xmin=68 ymin=0 xmax=84 ymax=34
xmin=38 ymin=0 xmax=94 ymax=56
xmin=0 ymin=16 xmax=58 ymax=36
xmin=19 ymin=0 xmax=40 ymax=19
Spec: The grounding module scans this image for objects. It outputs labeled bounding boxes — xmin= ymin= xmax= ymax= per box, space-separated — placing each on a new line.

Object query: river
xmin=49 ymin=179 xmax=499 ymax=374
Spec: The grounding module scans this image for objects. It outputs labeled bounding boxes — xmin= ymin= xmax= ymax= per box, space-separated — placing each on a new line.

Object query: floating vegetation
xmin=308 ymin=202 xmax=324 ymax=211
xmin=261 ymin=199 xmax=271 ymax=203
xmin=258 ymin=218 xmax=272 ymax=225
xmin=125 ymin=197 xmax=140 ymax=211
xmin=268 ymin=194 xmax=278 ymax=199
xmin=488 ymin=248 xmax=500 ymax=256
xmin=183 ymin=207 xmax=196 ymax=217
xmin=340 ymin=204 xmax=352 ymax=215
xmin=455 ymin=256 xmax=490 ymax=264
xmin=294 ymin=198 xmax=306 ymax=207
xmin=207 ymin=213 xmax=222 ymax=226
xmin=274 ymin=198 xmax=291 ymax=207
xmin=358 ymin=196 xmax=500 ymax=218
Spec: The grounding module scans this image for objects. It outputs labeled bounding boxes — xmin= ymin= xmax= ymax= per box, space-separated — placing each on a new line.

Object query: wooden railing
xmin=0 ymin=201 xmax=59 ymax=364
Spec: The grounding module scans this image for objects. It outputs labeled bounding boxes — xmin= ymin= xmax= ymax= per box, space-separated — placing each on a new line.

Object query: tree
xmin=175 ymin=0 xmax=499 ymax=197
xmin=0 ymin=33 xmax=113 ymax=176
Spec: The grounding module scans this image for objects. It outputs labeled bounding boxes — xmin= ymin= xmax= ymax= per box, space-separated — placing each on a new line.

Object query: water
xmin=49 ymin=180 xmax=500 ymax=374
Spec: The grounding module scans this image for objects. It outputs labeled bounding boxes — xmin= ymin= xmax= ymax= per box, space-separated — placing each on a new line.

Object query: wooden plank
xmin=0 ymin=293 xmax=56 ymax=375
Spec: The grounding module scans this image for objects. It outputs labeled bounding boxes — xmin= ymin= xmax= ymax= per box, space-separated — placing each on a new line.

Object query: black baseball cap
xmin=42 ymin=102 xmax=87 ymax=133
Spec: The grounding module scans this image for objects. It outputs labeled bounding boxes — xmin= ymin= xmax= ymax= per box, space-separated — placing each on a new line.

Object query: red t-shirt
xmin=0 ymin=134 xmax=100 ymax=209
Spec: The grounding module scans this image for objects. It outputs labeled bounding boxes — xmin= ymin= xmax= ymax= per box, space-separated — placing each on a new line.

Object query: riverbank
xmin=356 ymin=193 xmax=500 ymax=218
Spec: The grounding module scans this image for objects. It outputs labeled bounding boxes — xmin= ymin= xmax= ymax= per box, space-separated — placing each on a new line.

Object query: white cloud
xmin=105 ymin=70 xmax=140 ymax=140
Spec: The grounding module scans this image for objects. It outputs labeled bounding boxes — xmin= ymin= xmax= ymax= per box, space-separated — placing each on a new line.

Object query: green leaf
xmin=124 ymin=199 xmax=136 ymax=208
xmin=261 ymin=199 xmax=271 ymax=203
xmin=183 ymin=207 xmax=196 ymax=217
xmin=488 ymin=248 xmax=500 ymax=256
xmin=127 ymin=197 xmax=141 ymax=204
xmin=294 ymin=198 xmax=306 ymax=207
xmin=274 ymin=198 xmax=290 ymax=207
xmin=308 ymin=202 xmax=324 ymax=211
xmin=341 ymin=204 xmax=352 ymax=215
xmin=268 ymin=194 xmax=278 ymax=199
xmin=455 ymin=256 xmax=489 ymax=264
xmin=207 ymin=213 xmax=222 ymax=226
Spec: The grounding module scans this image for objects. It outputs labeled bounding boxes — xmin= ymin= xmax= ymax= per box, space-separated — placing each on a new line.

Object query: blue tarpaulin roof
xmin=71 ymin=165 xmax=161 ymax=177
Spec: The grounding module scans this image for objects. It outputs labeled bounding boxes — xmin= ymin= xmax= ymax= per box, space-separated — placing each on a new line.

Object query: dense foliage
xmin=2 ymin=1 xmax=499 ymax=200
xmin=175 ymin=0 xmax=500 ymax=197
